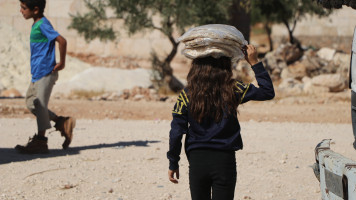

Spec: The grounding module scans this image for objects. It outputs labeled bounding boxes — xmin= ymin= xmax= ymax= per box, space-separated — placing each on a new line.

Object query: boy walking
xmin=16 ymin=0 xmax=76 ymax=154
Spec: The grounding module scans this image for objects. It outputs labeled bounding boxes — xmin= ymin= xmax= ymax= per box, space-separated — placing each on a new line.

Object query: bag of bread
xmin=177 ymin=24 xmax=248 ymax=62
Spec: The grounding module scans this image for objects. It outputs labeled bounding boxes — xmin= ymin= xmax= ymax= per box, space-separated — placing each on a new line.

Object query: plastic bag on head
xmin=177 ymin=24 xmax=248 ymax=62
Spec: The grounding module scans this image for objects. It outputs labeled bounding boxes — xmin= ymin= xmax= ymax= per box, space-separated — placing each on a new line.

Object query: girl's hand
xmin=243 ymin=44 xmax=259 ymax=66
xmin=168 ymin=169 xmax=179 ymax=184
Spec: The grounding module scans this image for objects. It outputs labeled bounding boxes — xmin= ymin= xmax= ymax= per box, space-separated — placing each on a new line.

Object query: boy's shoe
xmin=15 ymin=134 xmax=49 ymax=154
xmin=54 ymin=116 xmax=76 ymax=149
xmin=353 ymin=141 xmax=356 ymax=150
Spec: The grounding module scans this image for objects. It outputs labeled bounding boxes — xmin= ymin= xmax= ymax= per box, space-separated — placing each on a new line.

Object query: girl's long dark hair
xmin=187 ymin=56 xmax=239 ymax=123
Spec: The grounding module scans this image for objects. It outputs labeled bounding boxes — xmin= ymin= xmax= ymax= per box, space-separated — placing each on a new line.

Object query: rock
xmin=334 ymin=52 xmax=351 ymax=79
xmin=278 ymin=78 xmax=303 ymax=95
xmin=54 ymin=67 xmax=152 ymax=95
xmin=275 ymin=43 xmax=304 ymax=64
xmin=317 ymin=47 xmax=336 ymax=61
xmin=311 ymin=74 xmax=346 ymax=92
xmin=302 ymin=76 xmax=311 ymax=83
xmin=107 ymin=92 xmax=121 ymax=101
xmin=280 ymin=61 xmax=307 ymax=80
xmin=334 ymin=52 xmax=350 ymax=66
xmin=301 ymin=56 xmax=327 ymax=77
xmin=0 ymin=88 xmax=22 ymax=98
xmin=262 ymin=52 xmax=287 ymax=81
xmin=160 ymin=193 xmax=172 ymax=200
xmin=303 ymin=81 xmax=330 ymax=94
xmin=133 ymin=94 xmax=144 ymax=101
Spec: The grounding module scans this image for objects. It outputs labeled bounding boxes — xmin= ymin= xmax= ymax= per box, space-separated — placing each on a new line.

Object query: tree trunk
xmin=283 ymin=21 xmax=293 ymax=44
xmin=264 ymin=23 xmax=273 ymax=51
xmin=161 ymin=34 xmax=184 ymax=93
xmin=230 ymin=0 xmax=251 ymax=42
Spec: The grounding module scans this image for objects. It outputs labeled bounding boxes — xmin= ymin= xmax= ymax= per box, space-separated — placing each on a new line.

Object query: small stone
xmin=279 ymin=160 xmax=286 ymax=164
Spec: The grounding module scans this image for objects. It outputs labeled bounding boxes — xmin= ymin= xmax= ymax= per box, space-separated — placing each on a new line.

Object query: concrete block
xmin=47 ymin=0 xmax=76 ymax=18
xmin=103 ymin=42 xmax=120 ymax=57
xmin=65 ymin=36 xmax=77 ymax=53
xmin=13 ymin=16 xmax=32 ymax=35
xmin=55 ymin=18 xmax=78 ymax=37
xmin=68 ymin=0 xmax=83 ymax=14
xmin=76 ymin=37 xmax=106 ymax=55
xmin=0 ymin=0 xmax=20 ymax=17
xmin=118 ymin=38 xmax=152 ymax=58
xmin=0 ymin=16 xmax=14 ymax=26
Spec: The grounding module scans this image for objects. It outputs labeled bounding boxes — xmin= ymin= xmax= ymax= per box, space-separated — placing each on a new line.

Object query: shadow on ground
xmin=0 ymin=140 xmax=160 ymax=164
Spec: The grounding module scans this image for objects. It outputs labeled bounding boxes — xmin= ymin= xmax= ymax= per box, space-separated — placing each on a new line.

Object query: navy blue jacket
xmin=167 ymin=62 xmax=275 ymax=170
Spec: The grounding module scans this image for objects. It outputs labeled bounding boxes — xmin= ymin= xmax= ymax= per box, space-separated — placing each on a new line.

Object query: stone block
xmin=0 ymin=16 xmax=13 ymax=26
xmin=13 ymin=16 xmax=32 ymax=35
xmin=0 ymin=0 xmax=19 ymax=16
xmin=65 ymin=36 xmax=77 ymax=53
xmin=47 ymin=0 xmax=76 ymax=18
xmin=76 ymin=37 xmax=106 ymax=56
xmin=56 ymin=18 xmax=78 ymax=37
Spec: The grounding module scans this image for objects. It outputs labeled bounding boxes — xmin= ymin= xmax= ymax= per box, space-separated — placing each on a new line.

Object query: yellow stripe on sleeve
xmin=179 ymin=93 xmax=187 ymax=107
xmin=240 ymin=83 xmax=250 ymax=103
xmin=234 ymin=81 xmax=245 ymax=93
xmin=182 ymin=90 xmax=189 ymax=103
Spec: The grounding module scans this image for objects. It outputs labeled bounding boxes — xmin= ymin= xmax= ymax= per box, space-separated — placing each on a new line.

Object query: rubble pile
xmin=261 ymin=43 xmax=350 ymax=95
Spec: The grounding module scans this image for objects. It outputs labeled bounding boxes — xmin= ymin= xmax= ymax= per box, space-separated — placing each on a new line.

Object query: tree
xmin=230 ymin=0 xmax=251 ymax=42
xmin=314 ymin=0 xmax=356 ymax=9
xmin=251 ymin=0 xmax=332 ymax=50
xmin=69 ymin=0 xmax=233 ymax=92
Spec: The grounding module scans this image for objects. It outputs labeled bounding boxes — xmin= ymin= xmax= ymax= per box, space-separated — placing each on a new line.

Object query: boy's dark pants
xmin=188 ymin=149 xmax=237 ymax=200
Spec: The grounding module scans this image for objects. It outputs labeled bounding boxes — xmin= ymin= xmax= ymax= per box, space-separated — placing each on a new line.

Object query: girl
xmin=167 ymin=44 xmax=275 ymax=200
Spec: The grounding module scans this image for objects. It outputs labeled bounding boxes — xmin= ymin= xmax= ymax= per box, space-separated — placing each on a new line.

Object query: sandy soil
xmin=0 ymin=93 xmax=355 ymax=200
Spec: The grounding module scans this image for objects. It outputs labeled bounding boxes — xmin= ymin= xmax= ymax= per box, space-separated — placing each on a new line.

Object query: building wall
xmin=271 ymin=6 xmax=356 ymax=52
xmin=1 ymin=0 xmax=175 ymax=59
xmin=1 ymin=1 xmax=355 ymax=58
xmin=272 ymin=6 xmax=356 ymax=37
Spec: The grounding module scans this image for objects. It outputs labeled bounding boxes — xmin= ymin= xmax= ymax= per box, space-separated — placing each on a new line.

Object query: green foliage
xmin=251 ymin=0 xmax=332 ymax=45
xmin=68 ymin=0 xmax=116 ymax=42
xmin=251 ymin=0 xmax=331 ymax=24
xmin=69 ymin=0 xmax=233 ymax=41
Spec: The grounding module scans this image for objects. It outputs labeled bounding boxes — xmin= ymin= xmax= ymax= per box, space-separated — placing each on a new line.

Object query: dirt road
xmin=0 ymin=118 xmax=355 ymax=200
xmin=0 ymin=94 xmax=354 ymax=200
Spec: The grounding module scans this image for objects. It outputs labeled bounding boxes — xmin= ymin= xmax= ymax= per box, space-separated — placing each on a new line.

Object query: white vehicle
xmin=313 ymin=139 xmax=356 ymax=199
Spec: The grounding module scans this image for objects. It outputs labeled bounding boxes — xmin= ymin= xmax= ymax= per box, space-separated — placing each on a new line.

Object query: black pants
xmin=188 ymin=149 xmax=237 ymax=200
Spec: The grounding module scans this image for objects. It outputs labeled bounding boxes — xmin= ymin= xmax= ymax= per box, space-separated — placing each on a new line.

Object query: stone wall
xmin=0 ymin=0 xmax=176 ymax=59
xmin=271 ymin=6 xmax=356 ymax=52
xmin=1 ymin=1 xmax=355 ymax=58
xmin=272 ymin=6 xmax=356 ymax=37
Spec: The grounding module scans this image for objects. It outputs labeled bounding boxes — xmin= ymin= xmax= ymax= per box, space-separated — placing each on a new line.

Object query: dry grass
xmin=69 ymin=89 xmax=106 ymax=99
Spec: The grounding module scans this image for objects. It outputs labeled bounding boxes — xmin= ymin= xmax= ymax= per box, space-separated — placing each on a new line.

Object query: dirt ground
xmin=0 ymin=90 xmax=351 ymax=123
xmin=0 ymin=92 xmax=355 ymax=200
